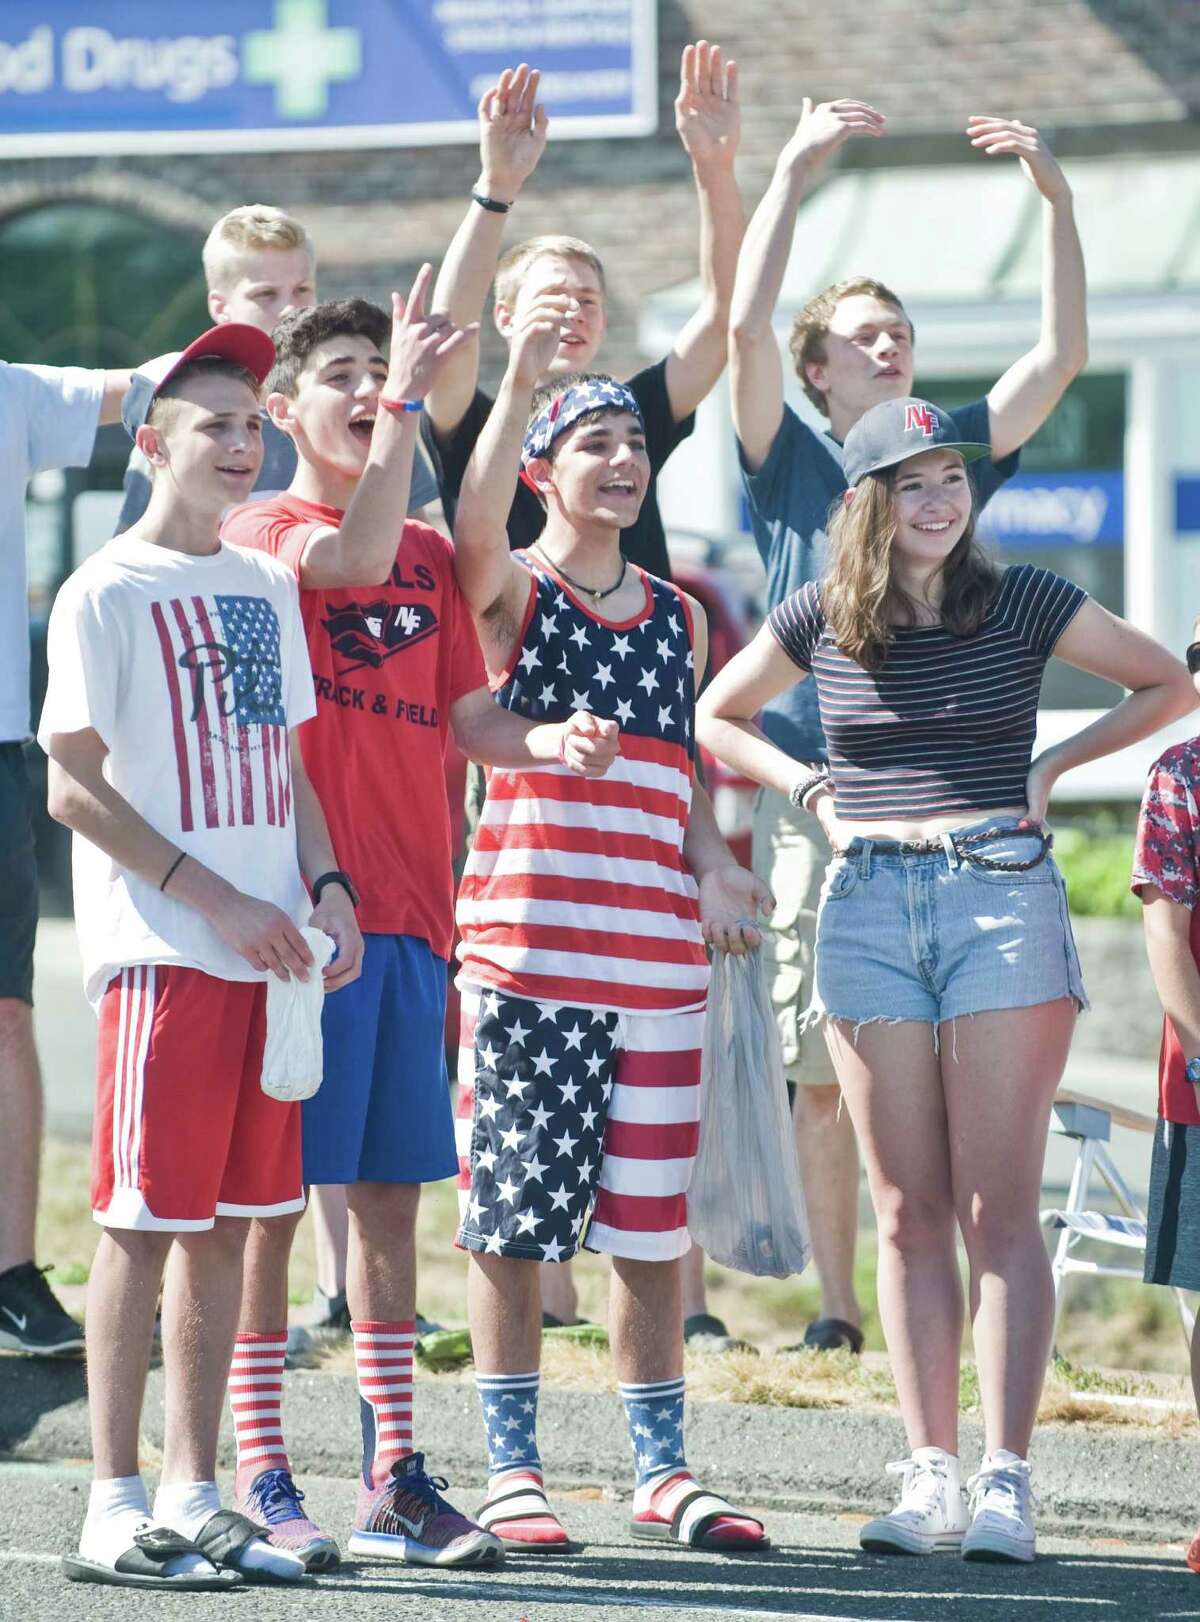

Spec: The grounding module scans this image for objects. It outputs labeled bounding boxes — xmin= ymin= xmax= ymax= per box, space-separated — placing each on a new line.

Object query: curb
xmin=3 ymin=1358 xmax=1197 ymax=1542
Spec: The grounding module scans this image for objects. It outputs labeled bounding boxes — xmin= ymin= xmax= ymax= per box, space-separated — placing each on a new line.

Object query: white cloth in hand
xmin=261 ymin=927 xmax=335 ymax=1101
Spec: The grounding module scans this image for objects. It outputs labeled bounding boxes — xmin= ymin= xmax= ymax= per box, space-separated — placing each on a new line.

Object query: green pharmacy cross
xmin=243 ymin=0 xmax=362 ymax=121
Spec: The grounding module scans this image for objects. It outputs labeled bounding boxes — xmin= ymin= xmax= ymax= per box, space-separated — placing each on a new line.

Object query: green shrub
xmin=1053 ymin=827 xmax=1141 ymax=919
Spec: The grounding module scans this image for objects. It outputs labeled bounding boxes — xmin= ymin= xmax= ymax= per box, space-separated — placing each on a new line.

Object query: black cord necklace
xmin=532 ymin=543 xmax=627 ymax=605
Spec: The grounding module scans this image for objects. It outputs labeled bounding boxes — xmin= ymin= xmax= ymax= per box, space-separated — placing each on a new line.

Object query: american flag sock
xmin=475 ymin=1370 xmax=570 ymax=1547
xmin=619 ymin=1375 xmax=687 ymax=1490
xmin=228 ymin=1331 xmax=290 ymax=1499
xmin=475 ymin=1370 xmax=543 ymax=1484
xmin=353 ymin=1319 xmax=416 ymax=1490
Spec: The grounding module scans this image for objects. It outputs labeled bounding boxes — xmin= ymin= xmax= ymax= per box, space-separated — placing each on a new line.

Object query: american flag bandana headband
xmin=521 ymin=378 xmax=644 ymax=465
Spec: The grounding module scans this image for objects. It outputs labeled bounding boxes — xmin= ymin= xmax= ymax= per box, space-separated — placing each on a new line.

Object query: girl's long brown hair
xmin=822 ymin=471 xmax=1000 ymax=671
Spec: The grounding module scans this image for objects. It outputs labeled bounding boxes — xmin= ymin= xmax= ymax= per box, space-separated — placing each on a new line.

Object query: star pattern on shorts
xmin=466 ymin=994 xmax=618 ymax=1260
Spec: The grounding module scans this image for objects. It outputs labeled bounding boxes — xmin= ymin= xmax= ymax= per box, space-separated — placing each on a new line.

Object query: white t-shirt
xmin=38 ymin=535 xmax=317 ymax=1005
xmin=2 ymin=362 xmax=103 ymax=742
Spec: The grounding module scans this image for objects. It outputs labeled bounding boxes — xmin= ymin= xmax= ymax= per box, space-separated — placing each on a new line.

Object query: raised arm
xmin=1024 ymin=602 xmax=1197 ymax=820
xmin=425 ymin=65 xmax=548 ymax=441
xmin=661 ymin=41 xmax=744 ymax=421
xmin=729 ymin=97 xmax=884 ymax=470
xmin=281 ymin=265 xmax=473 ymax=590
xmin=972 ymin=118 xmax=1089 ymax=461
xmin=453 ymin=289 xmax=573 ymax=663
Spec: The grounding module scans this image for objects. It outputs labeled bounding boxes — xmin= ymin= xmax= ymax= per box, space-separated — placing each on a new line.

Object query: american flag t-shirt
xmin=151 ymin=592 xmax=292 ymax=834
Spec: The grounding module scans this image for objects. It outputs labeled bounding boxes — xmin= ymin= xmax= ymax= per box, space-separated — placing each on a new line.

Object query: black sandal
xmin=62 ymin=1526 xmax=239 ymax=1590
xmin=796 ymin=1317 xmax=864 ymax=1354
xmin=194 ymin=1509 xmax=309 ymax=1584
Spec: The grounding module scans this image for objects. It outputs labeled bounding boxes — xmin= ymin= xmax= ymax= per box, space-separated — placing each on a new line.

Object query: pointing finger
xmin=403 ymin=262 xmax=432 ymax=324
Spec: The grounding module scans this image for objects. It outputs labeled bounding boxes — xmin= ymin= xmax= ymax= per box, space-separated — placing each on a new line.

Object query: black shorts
xmin=1144 ymin=1119 xmax=1200 ymax=1292
xmin=0 ymin=743 xmax=38 ymax=1004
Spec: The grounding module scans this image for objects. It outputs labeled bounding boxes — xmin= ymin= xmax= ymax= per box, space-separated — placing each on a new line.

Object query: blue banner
xmin=975 ymin=471 xmax=1124 ymax=548
xmin=0 ymin=0 xmax=657 ymax=155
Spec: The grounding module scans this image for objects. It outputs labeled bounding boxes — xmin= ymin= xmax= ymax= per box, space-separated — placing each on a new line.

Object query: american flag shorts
xmin=455 ymin=985 xmax=703 ymax=1264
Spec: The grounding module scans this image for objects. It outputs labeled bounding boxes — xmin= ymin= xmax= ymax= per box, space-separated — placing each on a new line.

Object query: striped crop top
xmin=767 ymin=564 xmax=1087 ymax=821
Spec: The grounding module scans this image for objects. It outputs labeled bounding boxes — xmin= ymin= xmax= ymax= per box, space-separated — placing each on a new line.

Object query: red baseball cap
xmin=122 ymin=323 xmax=276 ymax=438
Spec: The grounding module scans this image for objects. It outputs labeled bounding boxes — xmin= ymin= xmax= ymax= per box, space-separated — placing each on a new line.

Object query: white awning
xmin=641 ymin=153 xmax=1200 ymax=355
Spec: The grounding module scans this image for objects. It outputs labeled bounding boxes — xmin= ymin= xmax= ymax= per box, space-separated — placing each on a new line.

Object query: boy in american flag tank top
xmin=450 ymin=296 xmax=774 ymax=1554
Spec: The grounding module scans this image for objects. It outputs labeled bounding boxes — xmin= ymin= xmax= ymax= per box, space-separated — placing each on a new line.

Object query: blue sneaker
xmin=234 ymin=1467 xmax=340 ymax=1572
xmin=348 ymin=1453 xmax=503 ymax=1568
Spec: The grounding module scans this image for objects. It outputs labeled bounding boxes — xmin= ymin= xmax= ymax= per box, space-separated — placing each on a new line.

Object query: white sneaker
xmin=962 ymin=1450 xmax=1036 ymax=1563
xmin=859 ymin=1448 xmax=968 ymax=1555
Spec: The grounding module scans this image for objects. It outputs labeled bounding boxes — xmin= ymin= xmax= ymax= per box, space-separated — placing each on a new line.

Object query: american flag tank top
xmin=456 ymin=554 xmax=708 ymax=1014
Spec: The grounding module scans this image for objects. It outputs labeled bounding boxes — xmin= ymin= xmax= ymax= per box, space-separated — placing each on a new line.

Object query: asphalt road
xmin=1 ymin=1459 xmax=1198 ymax=1622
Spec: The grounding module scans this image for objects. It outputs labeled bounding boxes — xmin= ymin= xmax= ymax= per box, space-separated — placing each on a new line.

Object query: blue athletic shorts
xmin=302 ymin=932 xmax=457 ymax=1186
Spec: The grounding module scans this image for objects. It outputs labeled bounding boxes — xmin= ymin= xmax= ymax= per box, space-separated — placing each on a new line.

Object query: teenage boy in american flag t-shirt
xmin=40 ymin=326 xmax=362 ymax=1593
xmin=450 ymin=292 xmax=774 ymax=1554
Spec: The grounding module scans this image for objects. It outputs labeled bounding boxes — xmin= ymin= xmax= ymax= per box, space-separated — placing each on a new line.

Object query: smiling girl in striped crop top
xmin=698 ymin=395 xmax=1195 ymax=1566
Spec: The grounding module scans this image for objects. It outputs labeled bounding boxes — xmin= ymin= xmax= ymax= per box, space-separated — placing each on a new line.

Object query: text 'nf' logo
xmin=903 ymin=403 xmax=938 ymax=439
xmin=243 ymin=0 xmax=361 ymax=121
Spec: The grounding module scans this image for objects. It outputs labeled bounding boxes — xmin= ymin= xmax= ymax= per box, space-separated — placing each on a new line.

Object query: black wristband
xmin=160 ymin=851 xmax=187 ymax=893
xmin=311 ymin=869 xmax=360 ymax=909
xmin=471 ymin=190 xmax=512 ymax=214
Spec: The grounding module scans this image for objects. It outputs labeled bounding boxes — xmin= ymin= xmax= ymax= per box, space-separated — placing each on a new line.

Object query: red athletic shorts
xmin=92 ymin=964 xmax=304 ymax=1231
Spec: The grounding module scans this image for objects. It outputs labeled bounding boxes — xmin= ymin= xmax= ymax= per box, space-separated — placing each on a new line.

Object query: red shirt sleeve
xmin=220 ymin=501 xmax=328 ymax=577
xmin=1132 ymin=747 xmax=1200 ymax=908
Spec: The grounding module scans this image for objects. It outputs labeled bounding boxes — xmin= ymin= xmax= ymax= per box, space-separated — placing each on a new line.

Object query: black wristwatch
xmin=1186 ymin=641 xmax=1200 ymax=676
xmin=311 ymin=869 xmax=360 ymax=909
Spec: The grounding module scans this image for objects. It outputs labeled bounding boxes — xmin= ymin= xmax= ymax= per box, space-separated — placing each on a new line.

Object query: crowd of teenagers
xmin=4 ymin=42 xmax=1200 ymax=1592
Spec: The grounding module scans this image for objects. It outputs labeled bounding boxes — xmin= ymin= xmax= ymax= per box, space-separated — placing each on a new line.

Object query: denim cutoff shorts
xmin=808 ymin=816 xmax=1089 ymax=1032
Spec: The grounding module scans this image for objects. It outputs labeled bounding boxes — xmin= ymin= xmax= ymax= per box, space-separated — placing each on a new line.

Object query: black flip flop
xmin=62 ymin=1526 xmax=240 ymax=1589
xmin=683 ymin=1313 xmax=756 ymax=1354
xmin=795 ymin=1317 xmax=864 ymax=1354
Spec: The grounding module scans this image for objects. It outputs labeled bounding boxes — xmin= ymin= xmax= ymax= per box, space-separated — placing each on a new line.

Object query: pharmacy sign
xmin=0 ymin=0 xmax=657 ymax=155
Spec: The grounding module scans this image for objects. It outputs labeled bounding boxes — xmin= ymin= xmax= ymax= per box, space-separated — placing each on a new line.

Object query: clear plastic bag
xmin=687 ymin=950 xmax=812 ymax=1278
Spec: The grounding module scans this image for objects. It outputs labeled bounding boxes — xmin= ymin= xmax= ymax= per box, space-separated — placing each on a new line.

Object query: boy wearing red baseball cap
xmin=40 ymin=326 xmax=362 ymax=1591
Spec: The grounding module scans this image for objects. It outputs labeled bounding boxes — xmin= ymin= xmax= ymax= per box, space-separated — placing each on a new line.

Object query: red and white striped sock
xmin=353 ymin=1319 xmax=416 ymax=1489
xmin=228 ymin=1331 xmax=290 ymax=1498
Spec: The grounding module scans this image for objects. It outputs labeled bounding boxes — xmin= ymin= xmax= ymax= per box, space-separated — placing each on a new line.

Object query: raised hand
xmin=479 ymin=63 xmax=549 ymax=201
xmin=781 ymin=96 xmax=885 ymax=175
xmin=699 ymin=863 xmax=775 ymax=955
xmin=674 ymin=39 xmax=739 ymax=172
xmin=509 ymin=291 xmax=578 ymax=388
xmin=558 ymin=712 xmax=620 ymax=777
xmin=386 ymin=263 xmax=477 ymax=401
xmin=967 ymin=116 xmax=1071 ymax=203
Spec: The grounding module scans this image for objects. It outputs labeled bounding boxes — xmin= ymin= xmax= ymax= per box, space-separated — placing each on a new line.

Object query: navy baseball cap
xmin=841 ymin=396 xmax=990 ymax=489
xmin=122 ymin=323 xmax=276 ymax=439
